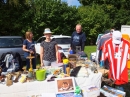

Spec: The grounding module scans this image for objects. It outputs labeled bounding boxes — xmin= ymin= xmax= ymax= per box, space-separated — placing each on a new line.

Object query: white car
xmin=35 ymin=35 xmax=71 ymax=57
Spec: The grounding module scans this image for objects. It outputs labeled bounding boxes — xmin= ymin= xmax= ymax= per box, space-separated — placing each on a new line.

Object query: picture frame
xmin=55 ymin=77 xmax=75 ymax=94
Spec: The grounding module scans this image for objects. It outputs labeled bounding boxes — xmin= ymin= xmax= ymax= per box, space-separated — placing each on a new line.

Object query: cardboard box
xmin=82 ymin=85 xmax=100 ymax=97
xmin=100 ymin=85 xmax=126 ymax=97
xmin=68 ymin=54 xmax=78 ymax=61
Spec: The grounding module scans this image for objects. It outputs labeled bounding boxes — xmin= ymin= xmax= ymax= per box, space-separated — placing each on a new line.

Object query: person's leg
xmin=32 ymin=58 xmax=36 ymax=69
xmin=43 ymin=60 xmax=51 ymax=66
xmin=26 ymin=59 xmax=30 ymax=70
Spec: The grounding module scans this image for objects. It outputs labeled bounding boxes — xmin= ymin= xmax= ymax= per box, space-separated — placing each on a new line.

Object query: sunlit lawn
xmin=84 ymin=45 xmax=97 ymax=58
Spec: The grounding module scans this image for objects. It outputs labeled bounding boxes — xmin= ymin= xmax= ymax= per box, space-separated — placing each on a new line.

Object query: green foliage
xmin=0 ymin=2 xmax=33 ymax=37
xmin=77 ymin=0 xmax=130 ymax=44
xmin=0 ymin=0 xmax=79 ymax=40
xmin=32 ymin=0 xmax=80 ymax=39
xmin=5 ymin=0 xmax=34 ymax=6
xmin=1 ymin=0 xmax=130 ymax=45
xmin=78 ymin=0 xmax=130 ymax=10
xmin=78 ymin=5 xmax=111 ymax=44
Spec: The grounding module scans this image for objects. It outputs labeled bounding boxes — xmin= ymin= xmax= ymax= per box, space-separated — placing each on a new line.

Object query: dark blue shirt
xmin=23 ymin=39 xmax=35 ymax=58
xmin=71 ymin=31 xmax=86 ymax=51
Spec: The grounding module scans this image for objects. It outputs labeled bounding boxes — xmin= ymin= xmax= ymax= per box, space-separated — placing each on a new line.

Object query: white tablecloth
xmin=0 ymin=72 xmax=102 ymax=97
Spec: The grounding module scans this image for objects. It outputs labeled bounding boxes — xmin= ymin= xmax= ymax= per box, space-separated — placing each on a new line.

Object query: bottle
xmin=74 ymin=86 xmax=82 ymax=97
xmin=69 ymin=50 xmax=73 ymax=54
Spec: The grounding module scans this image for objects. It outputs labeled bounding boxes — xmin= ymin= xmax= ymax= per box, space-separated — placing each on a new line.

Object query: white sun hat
xmin=44 ymin=28 xmax=52 ymax=34
xmin=112 ymin=30 xmax=122 ymax=44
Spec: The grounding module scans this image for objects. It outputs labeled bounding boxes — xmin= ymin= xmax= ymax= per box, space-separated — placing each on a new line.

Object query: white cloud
xmin=67 ymin=0 xmax=73 ymax=6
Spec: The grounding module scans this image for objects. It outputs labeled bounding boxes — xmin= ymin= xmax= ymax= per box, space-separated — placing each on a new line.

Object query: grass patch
xmin=84 ymin=45 xmax=97 ymax=58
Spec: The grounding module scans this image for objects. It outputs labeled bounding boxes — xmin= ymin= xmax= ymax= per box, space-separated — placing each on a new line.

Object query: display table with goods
xmin=0 ymin=54 xmax=103 ymax=97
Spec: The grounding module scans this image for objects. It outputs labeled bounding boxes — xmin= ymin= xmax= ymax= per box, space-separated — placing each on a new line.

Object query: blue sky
xmin=62 ymin=0 xmax=81 ymax=7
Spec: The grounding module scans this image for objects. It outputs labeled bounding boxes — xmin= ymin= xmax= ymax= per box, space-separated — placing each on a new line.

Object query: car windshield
xmin=54 ymin=38 xmax=71 ymax=44
xmin=0 ymin=38 xmax=23 ymax=48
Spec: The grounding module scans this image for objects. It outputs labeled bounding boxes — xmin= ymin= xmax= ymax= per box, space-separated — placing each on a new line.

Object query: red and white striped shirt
xmin=102 ymin=38 xmax=130 ymax=85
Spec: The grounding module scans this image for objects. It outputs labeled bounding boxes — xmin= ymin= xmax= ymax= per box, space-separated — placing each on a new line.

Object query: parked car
xmin=35 ymin=35 xmax=71 ymax=57
xmin=0 ymin=36 xmax=25 ymax=61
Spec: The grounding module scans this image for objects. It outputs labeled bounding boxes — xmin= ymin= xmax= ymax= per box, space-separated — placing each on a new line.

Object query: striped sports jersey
xmin=102 ymin=38 xmax=130 ymax=85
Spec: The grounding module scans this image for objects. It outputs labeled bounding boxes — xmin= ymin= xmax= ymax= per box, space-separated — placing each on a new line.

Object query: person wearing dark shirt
xmin=69 ymin=24 xmax=86 ymax=54
xmin=22 ymin=31 xmax=36 ymax=70
xmin=40 ymin=28 xmax=59 ymax=66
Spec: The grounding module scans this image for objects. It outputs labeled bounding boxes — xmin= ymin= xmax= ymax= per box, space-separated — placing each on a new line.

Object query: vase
xmin=28 ymin=72 xmax=33 ymax=78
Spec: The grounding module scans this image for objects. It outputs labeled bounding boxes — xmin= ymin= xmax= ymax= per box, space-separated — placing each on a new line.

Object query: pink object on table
xmin=51 ymin=62 xmax=63 ymax=67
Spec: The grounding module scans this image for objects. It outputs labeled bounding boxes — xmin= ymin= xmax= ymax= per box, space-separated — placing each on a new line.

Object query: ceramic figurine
xmin=28 ymin=71 xmax=33 ymax=78
xmin=0 ymin=75 xmax=5 ymax=83
xmin=74 ymin=86 xmax=82 ymax=97
xmin=66 ymin=67 xmax=70 ymax=76
xmin=75 ymin=86 xmax=81 ymax=95
xmin=26 ymin=54 xmax=35 ymax=79
xmin=19 ymin=74 xmax=26 ymax=83
xmin=6 ymin=73 xmax=13 ymax=86
xmin=26 ymin=53 xmax=35 ymax=72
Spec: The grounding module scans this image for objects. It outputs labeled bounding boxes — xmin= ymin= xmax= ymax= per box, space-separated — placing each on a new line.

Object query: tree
xmin=2 ymin=0 xmax=33 ymax=6
xmin=0 ymin=0 xmax=80 ymax=40
xmin=77 ymin=4 xmax=111 ymax=45
xmin=31 ymin=0 xmax=80 ymax=39
xmin=78 ymin=0 xmax=130 ymax=10
xmin=78 ymin=0 xmax=130 ymax=44
xmin=0 ymin=0 xmax=34 ymax=36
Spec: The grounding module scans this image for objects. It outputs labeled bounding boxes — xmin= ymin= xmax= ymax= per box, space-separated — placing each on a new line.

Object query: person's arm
xmin=22 ymin=40 xmax=30 ymax=52
xmin=40 ymin=46 xmax=44 ymax=67
xmin=81 ymin=32 xmax=86 ymax=51
xmin=23 ymin=45 xmax=30 ymax=52
xmin=81 ymin=41 xmax=85 ymax=51
xmin=55 ymin=44 xmax=59 ymax=63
